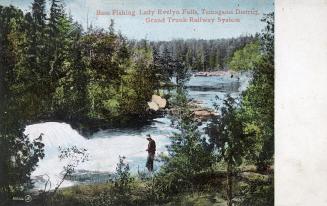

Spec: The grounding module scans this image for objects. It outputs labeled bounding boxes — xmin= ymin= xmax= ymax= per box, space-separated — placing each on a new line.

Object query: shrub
xmin=90 ymin=156 xmax=134 ymax=206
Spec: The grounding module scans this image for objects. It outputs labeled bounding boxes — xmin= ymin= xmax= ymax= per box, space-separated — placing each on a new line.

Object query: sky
xmin=1 ymin=0 xmax=274 ymax=40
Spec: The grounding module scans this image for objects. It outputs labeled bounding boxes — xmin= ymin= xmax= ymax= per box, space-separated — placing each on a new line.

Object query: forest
xmin=140 ymin=36 xmax=255 ymax=71
xmin=0 ymin=0 xmax=274 ymax=205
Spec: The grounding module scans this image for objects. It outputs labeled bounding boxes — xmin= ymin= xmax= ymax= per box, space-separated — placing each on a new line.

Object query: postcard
xmin=0 ymin=0 xmax=274 ymax=205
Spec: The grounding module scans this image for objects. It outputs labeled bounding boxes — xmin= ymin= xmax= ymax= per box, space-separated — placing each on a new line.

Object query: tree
xmin=152 ymin=47 xmax=163 ymax=94
xmin=51 ymin=19 xmax=89 ymax=120
xmin=69 ymin=24 xmax=89 ymax=118
xmin=120 ymin=47 xmax=156 ymax=118
xmin=0 ymin=116 xmax=44 ymax=202
xmin=159 ymin=45 xmax=175 ymax=81
xmin=239 ymin=13 xmax=274 ymax=170
xmin=79 ymin=27 xmax=130 ymax=120
xmin=153 ymin=44 xmax=191 ymax=88
xmin=39 ymin=146 xmax=89 ymax=205
xmin=90 ymin=156 xmax=134 ymax=206
xmin=112 ymin=156 xmax=134 ymax=203
xmin=9 ymin=0 xmax=49 ymax=119
xmin=32 ymin=0 xmax=46 ymax=28
xmin=48 ymin=0 xmax=74 ymax=112
xmin=49 ymin=0 xmax=63 ymax=37
xmin=228 ymin=41 xmax=262 ymax=71
xmin=206 ymin=96 xmax=253 ymax=206
xmin=149 ymin=36 xmax=255 ymax=71
xmin=29 ymin=0 xmax=48 ymax=116
xmin=0 ymin=6 xmax=45 ymax=201
xmin=226 ymin=13 xmax=274 ymax=171
xmin=154 ymin=89 xmax=213 ymax=196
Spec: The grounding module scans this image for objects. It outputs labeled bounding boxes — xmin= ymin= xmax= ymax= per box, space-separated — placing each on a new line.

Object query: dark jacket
xmin=147 ymin=139 xmax=156 ymax=154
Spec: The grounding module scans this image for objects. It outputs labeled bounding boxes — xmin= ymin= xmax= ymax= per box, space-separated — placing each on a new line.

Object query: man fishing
xmin=145 ymin=134 xmax=156 ymax=172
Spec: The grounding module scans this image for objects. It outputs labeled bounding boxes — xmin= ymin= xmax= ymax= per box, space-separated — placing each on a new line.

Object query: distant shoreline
xmin=193 ymin=70 xmax=234 ymax=77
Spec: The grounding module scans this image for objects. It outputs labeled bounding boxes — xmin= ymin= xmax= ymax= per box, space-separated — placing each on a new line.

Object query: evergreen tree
xmin=149 ymin=36 xmax=255 ymax=71
xmin=154 ymin=89 xmax=213 ymax=195
xmin=232 ymin=13 xmax=274 ymax=170
xmin=32 ymin=0 xmax=46 ymax=28
xmin=0 ymin=5 xmax=44 ymax=201
xmin=48 ymin=0 xmax=65 ymax=85
xmin=70 ymin=25 xmax=89 ymax=118
xmin=49 ymin=0 xmax=63 ymax=36
xmin=206 ymin=96 xmax=253 ymax=206
xmin=14 ymin=0 xmax=48 ymax=118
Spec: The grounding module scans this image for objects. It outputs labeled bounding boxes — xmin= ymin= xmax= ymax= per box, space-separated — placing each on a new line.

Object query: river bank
xmin=28 ymin=163 xmax=273 ymax=206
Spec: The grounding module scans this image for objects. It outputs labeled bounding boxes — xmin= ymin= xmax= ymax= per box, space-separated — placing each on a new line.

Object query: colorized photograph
xmin=0 ymin=0 xmax=274 ymax=205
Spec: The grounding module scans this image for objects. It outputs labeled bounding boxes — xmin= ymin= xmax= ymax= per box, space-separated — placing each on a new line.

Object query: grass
xmin=40 ymin=166 xmax=273 ymax=206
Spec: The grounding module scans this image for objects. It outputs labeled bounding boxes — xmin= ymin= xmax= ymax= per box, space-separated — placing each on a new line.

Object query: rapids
xmin=25 ymin=72 xmax=251 ymax=189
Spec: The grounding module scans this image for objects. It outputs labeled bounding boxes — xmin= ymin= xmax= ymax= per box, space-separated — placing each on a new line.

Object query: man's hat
xmin=146 ymin=134 xmax=151 ymax=140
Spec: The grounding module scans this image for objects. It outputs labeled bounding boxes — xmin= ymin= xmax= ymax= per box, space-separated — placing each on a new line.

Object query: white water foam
xmin=25 ymin=120 xmax=173 ymax=189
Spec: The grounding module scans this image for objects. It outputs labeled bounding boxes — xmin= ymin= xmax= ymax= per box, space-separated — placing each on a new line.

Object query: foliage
xmin=112 ymin=156 xmax=134 ymax=198
xmin=0 ymin=2 xmax=166 ymax=127
xmin=148 ymin=36 xmax=256 ymax=71
xmin=228 ymin=41 xmax=262 ymax=71
xmin=58 ymin=146 xmax=90 ymax=177
xmin=206 ymin=96 xmax=253 ymax=167
xmin=206 ymin=95 xmax=253 ymax=206
xmin=0 ymin=5 xmax=45 ymax=201
xmin=0 ymin=2 xmax=258 ymax=128
xmin=237 ymin=13 xmax=274 ymax=170
xmin=0 ymin=118 xmax=44 ymax=201
xmin=152 ymin=45 xmax=191 ymax=87
xmin=216 ymin=12 xmax=274 ymax=205
xmin=90 ymin=156 xmax=135 ymax=206
xmin=152 ymin=89 xmax=213 ymax=198
xmin=237 ymin=177 xmax=274 ymax=206
xmin=120 ymin=48 xmax=157 ymax=117
xmin=41 ymin=146 xmax=89 ymax=205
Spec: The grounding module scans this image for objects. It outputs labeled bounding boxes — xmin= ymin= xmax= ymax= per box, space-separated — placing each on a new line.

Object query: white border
xmin=276 ymin=0 xmax=327 ymax=205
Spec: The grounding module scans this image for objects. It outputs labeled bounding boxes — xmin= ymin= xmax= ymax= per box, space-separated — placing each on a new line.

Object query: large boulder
xmin=147 ymin=95 xmax=167 ymax=111
xmin=151 ymin=95 xmax=167 ymax=108
xmin=147 ymin=101 xmax=160 ymax=111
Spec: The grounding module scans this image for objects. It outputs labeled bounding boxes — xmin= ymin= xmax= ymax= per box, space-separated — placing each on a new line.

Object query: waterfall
xmin=25 ymin=120 xmax=172 ymax=189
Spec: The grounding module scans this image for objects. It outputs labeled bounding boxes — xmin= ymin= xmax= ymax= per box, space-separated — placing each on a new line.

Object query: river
xmin=25 ymin=72 xmax=251 ymax=189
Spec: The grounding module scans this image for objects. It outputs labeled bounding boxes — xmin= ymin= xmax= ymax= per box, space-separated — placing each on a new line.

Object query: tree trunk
xmin=227 ymin=163 xmax=233 ymax=206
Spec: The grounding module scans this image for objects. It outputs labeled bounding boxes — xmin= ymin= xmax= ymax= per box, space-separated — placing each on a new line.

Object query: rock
xmin=148 ymin=95 xmax=167 ymax=111
xmin=147 ymin=101 xmax=159 ymax=111
xmin=194 ymin=70 xmax=232 ymax=77
xmin=188 ymin=99 xmax=203 ymax=107
xmin=193 ymin=110 xmax=216 ymax=121
xmin=151 ymin=95 xmax=167 ymax=108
